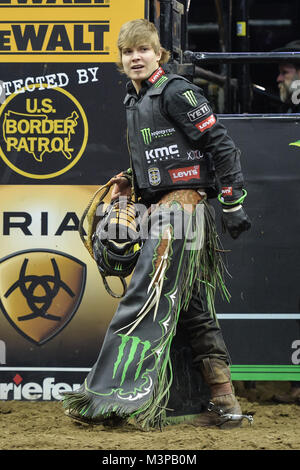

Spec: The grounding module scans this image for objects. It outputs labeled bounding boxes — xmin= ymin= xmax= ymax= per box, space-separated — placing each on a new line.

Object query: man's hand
xmin=222 ymin=206 xmax=251 ymax=239
xmin=110 ymin=174 xmax=131 ymax=201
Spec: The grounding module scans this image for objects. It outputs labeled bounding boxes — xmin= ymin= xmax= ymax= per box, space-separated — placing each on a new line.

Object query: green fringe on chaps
xmin=62 ymin=197 xmax=229 ymax=430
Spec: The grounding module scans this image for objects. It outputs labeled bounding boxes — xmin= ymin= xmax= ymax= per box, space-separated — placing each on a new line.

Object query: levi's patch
xmin=168 ymin=165 xmax=200 ymax=183
xmin=195 ymin=114 xmax=216 ymax=132
xmin=222 ymin=187 xmax=233 ymax=197
xmin=148 ymin=67 xmax=165 ymax=84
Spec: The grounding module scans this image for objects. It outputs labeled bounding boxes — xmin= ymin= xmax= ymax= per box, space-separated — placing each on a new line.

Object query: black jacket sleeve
xmin=161 ymin=78 xmax=244 ymax=190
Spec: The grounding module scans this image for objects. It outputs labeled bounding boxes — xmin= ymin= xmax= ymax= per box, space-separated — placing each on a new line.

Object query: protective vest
xmin=124 ymin=72 xmax=217 ymax=201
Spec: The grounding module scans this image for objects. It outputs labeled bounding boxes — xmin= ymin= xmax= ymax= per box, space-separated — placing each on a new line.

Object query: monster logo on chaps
xmin=0 ymin=250 xmax=86 ymax=345
xmin=113 ymin=334 xmax=151 ymax=386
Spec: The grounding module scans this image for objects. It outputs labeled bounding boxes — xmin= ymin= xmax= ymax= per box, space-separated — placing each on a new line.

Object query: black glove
xmin=221 ymin=206 xmax=251 ymax=239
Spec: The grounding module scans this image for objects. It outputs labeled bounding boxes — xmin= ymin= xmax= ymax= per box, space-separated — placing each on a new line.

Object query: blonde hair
xmin=116 ymin=19 xmax=170 ymax=73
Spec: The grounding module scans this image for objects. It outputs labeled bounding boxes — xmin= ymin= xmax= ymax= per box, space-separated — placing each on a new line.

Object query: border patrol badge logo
xmin=148 ymin=167 xmax=161 ymax=186
xmin=0 ymin=249 xmax=86 ymax=345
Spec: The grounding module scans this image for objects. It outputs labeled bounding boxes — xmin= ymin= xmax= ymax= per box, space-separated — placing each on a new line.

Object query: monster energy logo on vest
xmin=182 ymin=90 xmax=198 ymax=107
xmin=113 ymin=334 xmax=151 ymax=386
xmin=153 ymin=75 xmax=169 ymax=88
xmin=140 ymin=127 xmax=176 ymax=145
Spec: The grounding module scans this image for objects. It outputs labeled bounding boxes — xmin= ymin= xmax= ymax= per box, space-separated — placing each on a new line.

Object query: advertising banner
xmin=0 ymin=0 xmax=146 ymax=63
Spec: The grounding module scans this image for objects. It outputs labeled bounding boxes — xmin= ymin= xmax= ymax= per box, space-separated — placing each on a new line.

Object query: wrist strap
xmin=223 ymin=205 xmax=242 ymax=213
xmin=218 ymin=189 xmax=247 ymax=206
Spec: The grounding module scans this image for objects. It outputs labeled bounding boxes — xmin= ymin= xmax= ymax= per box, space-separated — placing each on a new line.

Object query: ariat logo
xmin=0 ymin=249 xmax=86 ymax=345
xmin=195 ymin=114 xmax=216 ymax=132
xmin=168 ymin=165 xmax=200 ymax=183
xmin=182 ymin=90 xmax=198 ymax=107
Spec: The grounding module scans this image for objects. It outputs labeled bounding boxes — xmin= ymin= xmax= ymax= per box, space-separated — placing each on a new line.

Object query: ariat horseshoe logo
xmin=5 ymin=258 xmax=75 ymax=322
xmin=0 ymin=249 xmax=86 ymax=345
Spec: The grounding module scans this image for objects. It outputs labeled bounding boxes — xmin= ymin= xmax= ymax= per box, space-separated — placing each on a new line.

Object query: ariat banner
xmin=0 ymin=0 xmax=146 ymax=62
xmin=0 ymin=184 xmax=120 ymax=355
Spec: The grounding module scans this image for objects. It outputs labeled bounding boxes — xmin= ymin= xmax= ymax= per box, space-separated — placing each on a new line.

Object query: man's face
xmin=277 ymin=63 xmax=299 ymax=102
xmin=121 ymin=44 xmax=161 ymax=90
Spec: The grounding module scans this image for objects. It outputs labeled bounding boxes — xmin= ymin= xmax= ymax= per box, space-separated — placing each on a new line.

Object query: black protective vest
xmin=124 ymin=74 xmax=217 ymax=201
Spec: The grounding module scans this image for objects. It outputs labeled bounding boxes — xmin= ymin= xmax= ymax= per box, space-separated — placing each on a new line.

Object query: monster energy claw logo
xmin=182 ymin=90 xmax=198 ymax=107
xmin=113 ymin=334 xmax=151 ymax=386
xmin=141 ymin=128 xmax=152 ymax=145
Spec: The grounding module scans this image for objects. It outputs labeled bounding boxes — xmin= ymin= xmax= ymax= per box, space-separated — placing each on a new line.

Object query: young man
xmin=62 ymin=19 xmax=251 ymax=429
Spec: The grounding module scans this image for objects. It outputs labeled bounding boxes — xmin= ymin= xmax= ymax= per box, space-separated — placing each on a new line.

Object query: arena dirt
xmin=0 ymin=381 xmax=299 ymax=451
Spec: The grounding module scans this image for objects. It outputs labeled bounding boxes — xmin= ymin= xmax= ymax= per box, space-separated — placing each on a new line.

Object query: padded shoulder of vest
xmin=123 ymin=74 xmax=191 ymax=104
xmin=147 ymin=74 xmax=191 ymax=96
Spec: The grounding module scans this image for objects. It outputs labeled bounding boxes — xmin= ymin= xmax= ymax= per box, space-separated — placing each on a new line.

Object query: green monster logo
xmin=113 ymin=334 xmax=151 ymax=386
xmin=182 ymin=90 xmax=198 ymax=107
xmin=153 ymin=75 xmax=168 ymax=88
xmin=289 ymin=140 xmax=300 ymax=147
xmin=140 ymin=128 xmax=152 ymax=145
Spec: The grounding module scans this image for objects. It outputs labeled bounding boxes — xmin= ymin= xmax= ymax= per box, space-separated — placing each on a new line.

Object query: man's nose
xmin=277 ymin=73 xmax=283 ymax=83
xmin=132 ymin=50 xmax=141 ymax=61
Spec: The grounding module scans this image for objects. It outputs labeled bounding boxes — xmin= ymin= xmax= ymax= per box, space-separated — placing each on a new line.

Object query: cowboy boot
xmin=193 ymin=358 xmax=244 ymax=428
xmin=272 ymin=385 xmax=300 ymax=404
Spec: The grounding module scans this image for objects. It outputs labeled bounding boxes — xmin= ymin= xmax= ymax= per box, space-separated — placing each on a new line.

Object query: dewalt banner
xmin=0 ymin=0 xmax=146 ymax=62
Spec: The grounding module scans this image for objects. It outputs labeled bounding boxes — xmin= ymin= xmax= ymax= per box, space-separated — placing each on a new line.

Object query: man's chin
xmin=278 ymin=85 xmax=289 ymax=103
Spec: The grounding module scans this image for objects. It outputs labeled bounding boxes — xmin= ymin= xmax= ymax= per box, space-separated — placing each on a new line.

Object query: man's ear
xmin=157 ymin=47 xmax=162 ymax=63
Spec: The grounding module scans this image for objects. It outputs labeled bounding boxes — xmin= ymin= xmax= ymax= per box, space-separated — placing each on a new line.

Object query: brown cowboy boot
xmin=192 ymin=358 xmax=246 ymax=428
xmin=272 ymin=386 xmax=300 ymax=404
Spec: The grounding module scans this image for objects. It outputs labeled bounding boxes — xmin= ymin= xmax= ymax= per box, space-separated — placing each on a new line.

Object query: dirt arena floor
xmin=0 ymin=381 xmax=299 ymax=453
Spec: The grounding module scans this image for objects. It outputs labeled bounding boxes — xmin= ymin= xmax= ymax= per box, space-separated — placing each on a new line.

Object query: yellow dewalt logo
xmin=0 ymin=0 xmax=145 ymax=62
xmin=0 ymin=21 xmax=110 ymax=54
